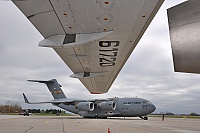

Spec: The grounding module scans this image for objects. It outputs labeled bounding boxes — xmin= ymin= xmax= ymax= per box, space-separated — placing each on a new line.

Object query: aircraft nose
xmin=151 ymin=104 xmax=156 ymax=112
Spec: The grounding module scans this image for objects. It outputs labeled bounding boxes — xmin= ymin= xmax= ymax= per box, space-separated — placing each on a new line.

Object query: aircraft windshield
xmin=143 ymin=100 xmax=151 ymax=104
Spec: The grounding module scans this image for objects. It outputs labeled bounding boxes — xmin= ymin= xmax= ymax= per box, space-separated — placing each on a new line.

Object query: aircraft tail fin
xmin=28 ymin=79 xmax=67 ymax=99
xmin=23 ymin=93 xmax=30 ymax=103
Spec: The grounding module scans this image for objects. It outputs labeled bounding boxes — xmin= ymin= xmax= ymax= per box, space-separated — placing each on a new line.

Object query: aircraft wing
xmin=23 ymin=93 xmax=87 ymax=104
xmin=13 ymin=0 xmax=163 ymax=93
xmin=168 ymin=0 xmax=200 ymax=74
xmin=23 ymin=93 xmax=114 ymax=105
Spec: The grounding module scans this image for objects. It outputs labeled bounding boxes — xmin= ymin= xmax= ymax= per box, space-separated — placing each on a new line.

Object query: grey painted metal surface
xmin=25 ymin=79 xmax=155 ymax=119
xmin=168 ymin=0 xmax=200 ymax=73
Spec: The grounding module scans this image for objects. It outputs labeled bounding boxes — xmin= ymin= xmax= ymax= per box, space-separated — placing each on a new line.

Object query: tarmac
xmin=0 ymin=115 xmax=200 ymax=133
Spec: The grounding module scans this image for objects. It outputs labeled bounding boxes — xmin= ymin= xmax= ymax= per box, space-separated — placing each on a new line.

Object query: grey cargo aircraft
xmin=23 ymin=79 xmax=156 ymax=120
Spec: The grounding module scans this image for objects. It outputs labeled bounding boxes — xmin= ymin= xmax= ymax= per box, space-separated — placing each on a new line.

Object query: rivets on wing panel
xmin=63 ymin=12 xmax=68 ymax=16
xmin=97 ymin=0 xmax=115 ymax=10
xmin=99 ymin=27 xmax=108 ymax=32
xmin=95 ymin=0 xmax=115 ymax=32
xmin=97 ymin=13 xmax=113 ymax=25
xmin=98 ymin=27 xmax=112 ymax=32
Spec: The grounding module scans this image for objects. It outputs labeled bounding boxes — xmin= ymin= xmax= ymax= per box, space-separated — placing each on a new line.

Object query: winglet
xmin=23 ymin=93 xmax=30 ymax=104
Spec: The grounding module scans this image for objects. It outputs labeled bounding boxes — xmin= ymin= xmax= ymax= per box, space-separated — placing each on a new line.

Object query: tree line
xmin=0 ymin=101 xmax=22 ymax=113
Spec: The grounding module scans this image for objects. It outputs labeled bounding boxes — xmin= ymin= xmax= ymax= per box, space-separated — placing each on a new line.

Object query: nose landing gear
xmin=139 ymin=116 xmax=148 ymax=120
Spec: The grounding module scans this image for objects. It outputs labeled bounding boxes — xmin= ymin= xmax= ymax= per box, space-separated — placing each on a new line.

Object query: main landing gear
xmin=139 ymin=116 xmax=148 ymax=120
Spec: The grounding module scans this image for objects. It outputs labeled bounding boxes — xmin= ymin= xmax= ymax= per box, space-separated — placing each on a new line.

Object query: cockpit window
xmin=143 ymin=100 xmax=151 ymax=104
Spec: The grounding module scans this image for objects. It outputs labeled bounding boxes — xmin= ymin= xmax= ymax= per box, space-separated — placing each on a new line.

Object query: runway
xmin=0 ymin=115 xmax=200 ymax=133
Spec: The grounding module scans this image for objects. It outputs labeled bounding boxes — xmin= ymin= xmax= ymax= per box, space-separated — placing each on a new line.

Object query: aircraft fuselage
xmin=55 ymin=97 xmax=156 ymax=118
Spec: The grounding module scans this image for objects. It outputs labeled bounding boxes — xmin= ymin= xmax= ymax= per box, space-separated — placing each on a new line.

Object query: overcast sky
xmin=1 ymin=0 xmax=200 ymax=114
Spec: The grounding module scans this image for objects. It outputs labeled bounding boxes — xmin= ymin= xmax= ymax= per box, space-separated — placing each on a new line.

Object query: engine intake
xmin=76 ymin=102 xmax=94 ymax=111
xmin=98 ymin=101 xmax=116 ymax=110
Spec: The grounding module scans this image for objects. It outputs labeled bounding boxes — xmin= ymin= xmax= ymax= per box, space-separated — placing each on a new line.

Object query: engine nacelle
xmin=98 ymin=101 xmax=116 ymax=110
xmin=76 ymin=102 xmax=94 ymax=111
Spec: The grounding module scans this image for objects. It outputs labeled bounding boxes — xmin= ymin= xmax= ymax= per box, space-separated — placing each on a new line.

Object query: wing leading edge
xmin=13 ymin=0 xmax=164 ymax=93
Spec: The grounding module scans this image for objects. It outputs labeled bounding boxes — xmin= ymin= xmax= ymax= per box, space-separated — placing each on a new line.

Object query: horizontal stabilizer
xmin=27 ymin=80 xmax=54 ymax=84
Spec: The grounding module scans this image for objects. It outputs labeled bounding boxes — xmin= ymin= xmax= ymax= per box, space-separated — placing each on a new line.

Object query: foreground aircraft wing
xmin=13 ymin=0 xmax=163 ymax=93
xmin=168 ymin=0 xmax=200 ymax=74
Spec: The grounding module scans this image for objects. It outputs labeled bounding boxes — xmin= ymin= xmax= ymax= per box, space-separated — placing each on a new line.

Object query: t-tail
xmin=27 ymin=79 xmax=66 ymax=99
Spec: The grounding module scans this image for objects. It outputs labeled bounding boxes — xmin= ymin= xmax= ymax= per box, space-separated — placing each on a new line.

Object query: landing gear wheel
xmin=144 ymin=116 xmax=148 ymax=120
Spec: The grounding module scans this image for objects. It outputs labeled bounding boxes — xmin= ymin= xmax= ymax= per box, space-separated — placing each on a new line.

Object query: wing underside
xmin=13 ymin=0 xmax=163 ymax=93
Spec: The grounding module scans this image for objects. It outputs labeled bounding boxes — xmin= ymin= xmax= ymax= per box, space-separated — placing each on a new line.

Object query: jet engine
xmin=98 ymin=101 xmax=116 ymax=110
xmin=76 ymin=102 xmax=94 ymax=111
